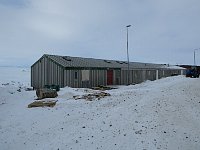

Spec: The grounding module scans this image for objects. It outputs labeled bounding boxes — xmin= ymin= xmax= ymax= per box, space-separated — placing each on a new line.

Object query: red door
xmin=107 ymin=70 xmax=113 ymax=85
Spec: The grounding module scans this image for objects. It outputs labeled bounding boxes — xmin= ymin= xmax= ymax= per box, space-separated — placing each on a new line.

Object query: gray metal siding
xmin=121 ymin=69 xmax=174 ymax=85
xmin=31 ymin=55 xmax=186 ymax=88
xmin=31 ymin=56 xmax=65 ymax=89
xmin=114 ymin=70 xmax=121 ymax=85
xmin=90 ymin=70 xmax=106 ymax=87
xmin=158 ymin=69 xmax=181 ymax=79
xmin=145 ymin=70 xmax=157 ymax=81
xmin=63 ymin=69 xmax=107 ymax=88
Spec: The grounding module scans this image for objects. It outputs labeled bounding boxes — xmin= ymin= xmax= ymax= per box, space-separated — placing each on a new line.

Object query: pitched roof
xmin=44 ymin=54 xmax=183 ymax=70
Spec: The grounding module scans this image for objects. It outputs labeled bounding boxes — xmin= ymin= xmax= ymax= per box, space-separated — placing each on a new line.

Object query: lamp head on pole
xmin=126 ymin=25 xmax=131 ymax=28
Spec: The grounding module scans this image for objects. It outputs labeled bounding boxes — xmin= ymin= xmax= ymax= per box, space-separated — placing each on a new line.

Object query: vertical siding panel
xmin=71 ymin=70 xmax=73 ymax=87
xmin=34 ymin=65 xmax=37 ymax=88
xmin=36 ymin=64 xmax=38 ymax=88
xmin=113 ymin=70 xmax=116 ymax=85
xmin=49 ymin=61 xmax=51 ymax=84
xmin=32 ymin=66 xmax=35 ymax=88
xmin=95 ymin=70 xmax=97 ymax=86
xmin=35 ymin=64 xmax=37 ymax=88
xmin=31 ymin=67 xmax=33 ymax=87
xmin=55 ymin=65 xmax=57 ymax=85
xmin=67 ymin=70 xmax=70 ymax=87
xmin=37 ymin=63 xmax=40 ymax=88
xmin=89 ymin=70 xmax=92 ymax=87
xmin=68 ymin=70 xmax=71 ymax=87
xmin=54 ymin=63 xmax=56 ymax=84
xmin=121 ymin=70 xmax=123 ymax=85
xmin=54 ymin=64 xmax=57 ymax=85
xmin=49 ymin=61 xmax=52 ymax=84
xmin=65 ymin=70 xmax=67 ymax=87
xmin=42 ymin=58 xmax=45 ymax=87
xmin=96 ymin=70 xmax=99 ymax=86
xmin=93 ymin=70 xmax=95 ymax=87
xmin=62 ymin=67 xmax=63 ymax=87
xmin=64 ymin=70 xmax=66 ymax=87
xmin=40 ymin=60 xmax=42 ymax=88
xmin=80 ymin=70 xmax=82 ymax=88
xmin=57 ymin=65 xmax=59 ymax=85
xmin=104 ymin=70 xmax=107 ymax=85
xmin=70 ymin=70 xmax=73 ymax=87
xmin=64 ymin=70 xmax=67 ymax=87
xmin=68 ymin=70 xmax=70 ymax=87
xmin=59 ymin=67 xmax=61 ymax=87
xmin=130 ymin=70 xmax=132 ymax=84
xmin=91 ymin=70 xmax=93 ymax=87
xmin=66 ymin=69 xmax=68 ymax=87
xmin=92 ymin=70 xmax=94 ymax=87
xmin=46 ymin=58 xmax=49 ymax=85
xmin=58 ymin=67 xmax=60 ymax=86
xmin=52 ymin=62 xmax=54 ymax=84
xmin=79 ymin=70 xmax=82 ymax=88
xmin=99 ymin=70 xmax=101 ymax=86
xmin=60 ymin=67 xmax=62 ymax=87
xmin=55 ymin=65 xmax=59 ymax=85
xmin=35 ymin=63 xmax=38 ymax=88
xmin=32 ymin=66 xmax=34 ymax=88
xmin=96 ymin=70 xmax=98 ymax=86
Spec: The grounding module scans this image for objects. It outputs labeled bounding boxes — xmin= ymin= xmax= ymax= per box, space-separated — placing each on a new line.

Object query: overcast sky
xmin=1 ymin=0 xmax=200 ymax=67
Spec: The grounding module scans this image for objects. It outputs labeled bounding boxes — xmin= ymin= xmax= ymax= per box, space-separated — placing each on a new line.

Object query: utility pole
xmin=126 ymin=25 xmax=131 ymax=85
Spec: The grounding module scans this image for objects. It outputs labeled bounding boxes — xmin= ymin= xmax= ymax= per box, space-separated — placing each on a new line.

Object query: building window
xmin=75 ymin=71 xmax=78 ymax=79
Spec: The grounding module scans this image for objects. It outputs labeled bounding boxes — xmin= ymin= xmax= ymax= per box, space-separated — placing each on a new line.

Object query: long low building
xmin=31 ymin=54 xmax=185 ymax=89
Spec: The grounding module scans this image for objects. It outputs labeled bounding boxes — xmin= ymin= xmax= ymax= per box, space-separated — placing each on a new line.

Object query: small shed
xmin=31 ymin=54 xmax=185 ymax=89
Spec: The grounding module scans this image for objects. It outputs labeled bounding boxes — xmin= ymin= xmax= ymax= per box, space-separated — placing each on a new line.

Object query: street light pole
xmin=194 ymin=50 xmax=196 ymax=66
xmin=126 ymin=25 xmax=131 ymax=85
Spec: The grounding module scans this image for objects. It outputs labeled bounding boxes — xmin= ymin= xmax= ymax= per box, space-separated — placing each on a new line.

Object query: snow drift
xmin=0 ymin=67 xmax=200 ymax=150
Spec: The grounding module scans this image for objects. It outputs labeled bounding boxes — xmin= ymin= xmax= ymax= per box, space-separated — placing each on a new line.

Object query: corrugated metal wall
xmin=31 ymin=56 xmax=64 ymax=89
xmin=31 ymin=56 xmax=185 ymax=88
xmin=64 ymin=70 xmax=82 ymax=88
xmin=120 ymin=69 xmax=157 ymax=85
xmin=120 ymin=69 xmax=184 ymax=85
xmin=158 ymin=69 xmax=182 ymax=79
xmin=63 ymin=69 xmax=107 ymax=88
xmin=90 ymin=70 xmax=107 ymax=87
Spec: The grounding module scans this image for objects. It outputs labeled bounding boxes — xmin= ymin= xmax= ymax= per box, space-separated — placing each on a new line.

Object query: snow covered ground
xmin=0 ymin=67 xmax=200 ymax=150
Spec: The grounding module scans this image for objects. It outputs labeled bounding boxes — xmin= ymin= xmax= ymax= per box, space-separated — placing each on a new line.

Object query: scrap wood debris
xmin=28 ymin=100 xmax=58 ymax=108
xmin=73 ymin=92 xmax=111 ymax=101
xmin=36 ymin=88 xmax=58 ymax=100
xmin=92 ymin=85 xmax=117 ymax=91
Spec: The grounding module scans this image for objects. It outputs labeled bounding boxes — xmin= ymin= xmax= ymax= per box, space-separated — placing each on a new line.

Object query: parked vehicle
xmin=186 ymin=69 xmax=199 ymax=78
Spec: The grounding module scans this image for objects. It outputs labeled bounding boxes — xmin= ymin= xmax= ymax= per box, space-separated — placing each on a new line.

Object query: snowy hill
xmin=0 ymin=67 xmax=200 ymax=150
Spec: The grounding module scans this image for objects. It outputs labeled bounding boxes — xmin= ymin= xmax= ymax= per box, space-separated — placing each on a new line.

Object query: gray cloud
xmin=0 ymin=0 xmax=200 ymax=66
